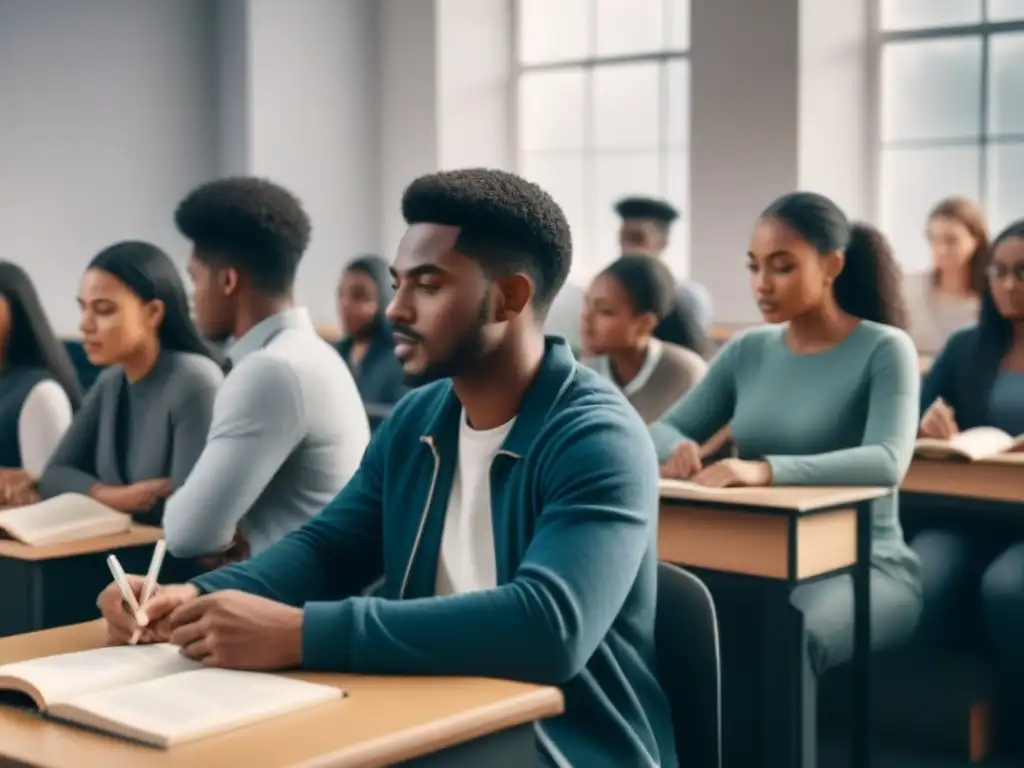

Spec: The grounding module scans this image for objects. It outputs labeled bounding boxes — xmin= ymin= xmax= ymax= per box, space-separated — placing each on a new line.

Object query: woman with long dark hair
xmin=911 ymin=219 xmax=1024 ymax=753
xmin=336 ymin=255 xmax=406 ymax=430
xmin=38 ymin=241 xmax=223 ymax=525
xmin=581 ymin=255 xmax=708 ymax=424
xmin=905 ymin=196 xmax=990 ymax=353
xmin=0 ymin=262 xmax=83 ymax=504
xmin=651 ymin=192 xmax=922 ymax=765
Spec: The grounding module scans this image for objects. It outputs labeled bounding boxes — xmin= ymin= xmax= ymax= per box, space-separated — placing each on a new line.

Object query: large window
xmin=878 ymin=0 xmax=1024 ymax=271
xmin=515 ymin=0 xmax=690 ymax=285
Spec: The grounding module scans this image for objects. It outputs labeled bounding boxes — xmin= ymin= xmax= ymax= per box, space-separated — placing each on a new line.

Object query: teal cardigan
xmin=193 ymin=337 xmax=676 ymax=768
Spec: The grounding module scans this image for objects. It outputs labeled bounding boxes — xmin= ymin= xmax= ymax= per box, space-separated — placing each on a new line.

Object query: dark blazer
xmin=337 ymin=334 xmax=407 ymax=431
xmin=920 ymin=325 xmax=1000 ymax=429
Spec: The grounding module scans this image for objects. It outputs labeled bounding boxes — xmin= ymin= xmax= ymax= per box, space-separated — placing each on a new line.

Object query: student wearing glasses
xmin=910 ymin=219 xmax=1024 ymax=754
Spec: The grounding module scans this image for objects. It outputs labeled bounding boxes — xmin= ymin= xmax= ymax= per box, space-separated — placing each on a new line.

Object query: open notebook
xmin=0 ymin=493 xmax=130 ymax=546
xmin=659 ymin=479 xmax=736 ymax=495
xmin=0 ymin=644 xmax=342 ymax=748
xmin=914 ymin=427 xmax=1024 ymax=462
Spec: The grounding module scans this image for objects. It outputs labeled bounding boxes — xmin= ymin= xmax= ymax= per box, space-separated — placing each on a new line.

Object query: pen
xmin=131 ymin=539 xmax=167 ymax=644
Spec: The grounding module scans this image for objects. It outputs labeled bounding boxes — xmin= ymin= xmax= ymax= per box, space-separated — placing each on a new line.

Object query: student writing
xmin=0 ymin=262 xmax=82 ymax=505
xmin=38 ymin=242 xmax=222 ymax=526
xmin=911 ymin=219 xmax=1024 ymax=756
xmin=98 ymin=169 xmax=676 ymax=768
xmin=652 ymin=192 xmax=923 ymax=692
xmin=162 ymin=177 xmax=371 ymax=562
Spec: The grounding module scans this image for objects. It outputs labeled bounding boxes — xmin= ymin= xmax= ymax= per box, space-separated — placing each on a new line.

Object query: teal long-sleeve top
xmin=650 ymin=321 xmax=922 ymax=590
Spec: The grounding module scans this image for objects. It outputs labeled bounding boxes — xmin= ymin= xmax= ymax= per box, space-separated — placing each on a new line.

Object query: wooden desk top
xmin=0 ymin=622 xmax=564 ymax=768
xmin=659 ymin=479 xmax=889 ymax=512
xmin=0 ymin=525 xmax=163 ymax=562
xmin=903 ymin=456 xmax=1024 ymax=504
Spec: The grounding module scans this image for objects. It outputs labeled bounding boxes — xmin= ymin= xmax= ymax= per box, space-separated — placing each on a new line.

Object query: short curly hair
xmin=401 ymin=168 xmax=572 ymax=317
xmin=174 ymin=177 xmax=311 ymax=295
xmin=762 ymin=192 xmax=908 ymax=329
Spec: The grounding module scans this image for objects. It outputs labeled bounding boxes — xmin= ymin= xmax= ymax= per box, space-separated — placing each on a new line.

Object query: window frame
xmin=510 ymin=0 xmax=691 ymax=281
xmin=871 ymin=1 xmax=1024 ymax=222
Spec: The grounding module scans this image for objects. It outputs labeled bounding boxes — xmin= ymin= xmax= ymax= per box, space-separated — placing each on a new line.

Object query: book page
xmin=949 ymin=427 xmax=1015 ymax=461
xmin=54 ymin=668 xmax=342 ymax=748
xmin=915 ymin=428 xmax=1014 ymax=461
xmin=0 ymin=493 xmax=129 ymax=546
xmin=659 ymin=479 xmax=737 ymax=496
xmin=0 ymin=644 xmax=197 ymax=707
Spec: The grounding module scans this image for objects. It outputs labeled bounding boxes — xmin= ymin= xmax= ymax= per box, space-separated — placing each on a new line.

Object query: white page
xmin=57 ymin=668 xmax=342 ymax=747
xmin=0 ymin=644 xmax=198 ymax=705
xmin=949 ymin=427 xmax=1015 ymax=460
xmin=0 ymin=493 xmax=128 ymax=545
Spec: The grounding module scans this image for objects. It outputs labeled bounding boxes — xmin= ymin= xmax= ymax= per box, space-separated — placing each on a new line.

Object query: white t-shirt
xmin=434 ymin=409 xmax=515 ymax=596
xmin=19 ymin=380 xmax=73 ymax=475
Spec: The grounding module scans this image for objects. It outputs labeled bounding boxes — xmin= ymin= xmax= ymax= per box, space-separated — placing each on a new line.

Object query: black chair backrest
xmin=656 ymin=562 xmax=722 ymax=768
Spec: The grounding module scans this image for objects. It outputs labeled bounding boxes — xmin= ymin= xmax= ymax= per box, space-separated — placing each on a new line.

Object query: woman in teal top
xmin=913 ymin=219 xmax=1024 ymax=753
xmin=652 ymin=192 xmax=923 ymax=683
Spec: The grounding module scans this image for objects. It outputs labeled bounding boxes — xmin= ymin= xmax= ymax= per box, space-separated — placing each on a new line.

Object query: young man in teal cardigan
xmin=98 ymin=169 xmax=676 ymax=767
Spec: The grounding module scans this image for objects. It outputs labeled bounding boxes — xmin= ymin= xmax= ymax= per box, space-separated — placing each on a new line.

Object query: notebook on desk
xmin=0 ymin=644 xmax=342 ymax=748
xmin=0 ymin=493 xmax=130 ymax=547
xmin=914 ymin=427 xmax=1024 ymax=463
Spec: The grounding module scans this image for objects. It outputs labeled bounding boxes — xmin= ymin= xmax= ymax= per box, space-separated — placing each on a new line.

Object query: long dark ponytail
xmin=761 ymin=192 xmax=908 ymax=329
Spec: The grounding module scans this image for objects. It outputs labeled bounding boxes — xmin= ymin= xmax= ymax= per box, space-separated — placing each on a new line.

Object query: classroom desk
xmin=902 ymin=455 xmax=1024 ymax=505
xmin=0 ymin=526 xmax=162 ymax=639
xmin=0 ymin=621 xmax=564 ymax=768
xmin=659 ymin=481 xmax=888 ymax=768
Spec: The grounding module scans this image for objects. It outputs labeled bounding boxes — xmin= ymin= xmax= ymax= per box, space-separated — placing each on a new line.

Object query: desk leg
xmin=399 ymin=722 xmax=536 ymax=767
xmin=761 ymin=581 xmax=807 ymax=767
xmin=851 ymin=500 xmax=873 ymax=768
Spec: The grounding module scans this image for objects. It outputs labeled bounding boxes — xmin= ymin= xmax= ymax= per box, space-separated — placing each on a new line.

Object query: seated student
xmin=614 ymin=196 xmax=714 ymax=331
xmin=161 ymin=177 xmax=371 ymax=562
xmin=97 ymin=169 xmax=677 ymax=768
xmin=38 ymin=242 xmax=223 ymax=526
xmin=335 ymin=255 xmax=407 ymax=430
xmin=545 ymin=196 xmax=713 ymax=354
xmin=582 ymin=254 xmax=708 ymax=423
xmin=910 ymin=218 xmax=1024 ymax=750
xmin=0 ymin=262 xmax=82 ymax=505
xmin=653 ymin=192 xmax=922 ymax=685
xmin=905 ymin=197 xmax=988 ymax=354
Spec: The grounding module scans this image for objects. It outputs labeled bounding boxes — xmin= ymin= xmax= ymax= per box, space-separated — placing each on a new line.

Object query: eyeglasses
xmin=985 ymin=263 xmax=1024 ymax=284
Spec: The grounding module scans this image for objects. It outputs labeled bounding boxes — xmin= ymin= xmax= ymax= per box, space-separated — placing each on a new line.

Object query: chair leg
xmin=802 ymin=637 xmax=818 ymax=764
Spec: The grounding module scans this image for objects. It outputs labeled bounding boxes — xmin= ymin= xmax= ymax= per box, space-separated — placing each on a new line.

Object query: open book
xmin=914 ymin=427 xmax=1024 ymax=462
xmin=0 ymin=493 xmax=130 ymax=546
xmin=0 ymin=644 xmax=342 ymax=748
xmin=659 ymin=479 xmax=736 ymax=496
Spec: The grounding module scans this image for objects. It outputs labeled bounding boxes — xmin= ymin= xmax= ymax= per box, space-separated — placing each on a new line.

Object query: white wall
xmin=0 ymin=0 xmax=219 ymax=333
xmin=378 ymin=0 xmax=440 ymax=261
xmin=690 ymin=0 xmax=801 ymax=323
xmin=244 ymin=0 xmax=380 ymax=324
xmin=798 ymin=0 xmax=872 ymax=220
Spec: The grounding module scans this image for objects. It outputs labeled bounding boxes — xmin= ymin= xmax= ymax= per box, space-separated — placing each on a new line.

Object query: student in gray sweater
xmin=582 ymin=255 xmax=708 ymax=424
xmin=39 ymin=242 xmax=224 ymax=527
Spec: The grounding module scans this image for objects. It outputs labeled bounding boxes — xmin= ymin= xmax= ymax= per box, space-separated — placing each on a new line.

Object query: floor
xmin=819 ymin=739 xmax=1016 ymax=767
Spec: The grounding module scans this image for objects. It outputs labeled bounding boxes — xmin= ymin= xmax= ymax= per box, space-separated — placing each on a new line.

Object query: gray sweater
xmin=38 ymin=351 xmax=223 ymax=523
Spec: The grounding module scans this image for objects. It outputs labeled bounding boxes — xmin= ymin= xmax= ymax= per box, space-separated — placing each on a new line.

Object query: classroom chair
xmin=656 ymin=561 xmax=722 ymax=768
